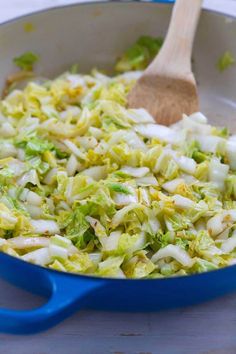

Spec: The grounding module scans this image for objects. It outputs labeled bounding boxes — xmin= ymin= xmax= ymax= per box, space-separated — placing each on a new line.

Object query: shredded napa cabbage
xmin=0 ymin=37 xmax=236 ymax=279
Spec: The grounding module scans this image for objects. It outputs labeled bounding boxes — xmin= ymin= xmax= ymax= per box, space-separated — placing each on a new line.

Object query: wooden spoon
xmin=128 ymin=0 xmax=202 ymax=126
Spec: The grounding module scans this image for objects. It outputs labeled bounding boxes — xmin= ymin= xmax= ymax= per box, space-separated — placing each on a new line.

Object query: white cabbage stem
xmin=151 ymin=245 xmax=194 ymax=268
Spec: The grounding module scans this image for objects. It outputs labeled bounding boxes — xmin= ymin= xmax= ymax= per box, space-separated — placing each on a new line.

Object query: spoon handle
xmin=147 ymin=0 xmax=202 ymax=76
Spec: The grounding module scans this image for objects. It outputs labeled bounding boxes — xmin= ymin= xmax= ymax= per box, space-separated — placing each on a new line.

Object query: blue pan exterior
xmin=0 ymin=0 xmax=236 ymax=334
xmin=1 ymin=251 xmax=236 ymax=334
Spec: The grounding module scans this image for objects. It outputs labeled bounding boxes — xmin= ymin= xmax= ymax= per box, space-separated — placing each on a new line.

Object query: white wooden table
xmin=0 ymin=1 xmax=236 ymax=353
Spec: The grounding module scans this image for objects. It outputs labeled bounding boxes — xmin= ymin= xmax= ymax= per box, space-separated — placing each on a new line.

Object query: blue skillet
xmin=1 ymin=251 xmax=236 ymax=334
xmin=0 ymin=0 xmax=236 ymax=334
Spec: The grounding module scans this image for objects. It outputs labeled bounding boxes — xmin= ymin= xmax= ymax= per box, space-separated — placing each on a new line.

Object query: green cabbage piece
xmin=16 ymin=136 xmax=55 ymax=156
xmin=217 ymin=51 xmax=235 ymax=72
xmin=13 ymin=52 xmax=39 ymax=71
xmin=58 ymin=209 xmax=90 ymax=245
xmin=107 ymin=183 xmax=131 ymax=195
xmin=115 ymin=36 xmax=163 ymax=72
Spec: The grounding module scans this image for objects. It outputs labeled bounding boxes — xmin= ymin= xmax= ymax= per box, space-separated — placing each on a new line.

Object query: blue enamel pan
xmin=0 ymin=0 xmax=236 ymax=334
xmin=2 ymin=251 xmax=236 ymax=334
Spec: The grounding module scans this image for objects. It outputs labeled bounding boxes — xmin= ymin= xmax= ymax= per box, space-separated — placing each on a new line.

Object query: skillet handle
xmin=0 ymin=254 xmax=105 ymax=334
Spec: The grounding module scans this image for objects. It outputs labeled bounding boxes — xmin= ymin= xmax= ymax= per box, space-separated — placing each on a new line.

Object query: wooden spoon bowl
xmin=128 ymin=0 xmax=202 ymax=126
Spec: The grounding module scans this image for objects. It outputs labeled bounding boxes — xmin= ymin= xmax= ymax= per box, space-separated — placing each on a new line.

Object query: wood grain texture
xmin=0 ymin=1 xmax=236 ymax=353
xmin=128 ymin=0 xmax=201 ymax=125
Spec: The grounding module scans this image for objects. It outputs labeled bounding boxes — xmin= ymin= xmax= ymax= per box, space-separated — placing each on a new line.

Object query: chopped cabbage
xmin=13 ymin=51 xmax=39 ymax=71
xmin=115 ymin=35 xmax=163 ymax=72
xmin=217 ymin=51 xmax=235 ymax=72
xmin=0 ymin=41 xmax=236 ymax=279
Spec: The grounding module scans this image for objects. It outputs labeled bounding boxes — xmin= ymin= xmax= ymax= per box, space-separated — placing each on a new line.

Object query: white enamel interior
xmin=0 ymin=2 xmax=235 ymax=130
